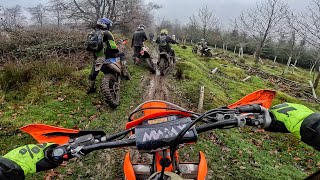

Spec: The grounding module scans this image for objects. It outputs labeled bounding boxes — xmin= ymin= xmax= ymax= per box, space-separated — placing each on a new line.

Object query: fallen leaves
xmin=293 ymin=157 xmax=302 ymax=161
xmin=89 ymin=114 xmax=97 ymax=121
xmin=44 ymin=170 xmax=57 ymax=180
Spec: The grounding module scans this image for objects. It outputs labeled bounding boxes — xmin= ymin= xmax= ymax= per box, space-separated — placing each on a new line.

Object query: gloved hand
xmin=265 ymin=103 xmax=320 ymax=150
xmin=3 ymin=143 xmax=62 ymax=176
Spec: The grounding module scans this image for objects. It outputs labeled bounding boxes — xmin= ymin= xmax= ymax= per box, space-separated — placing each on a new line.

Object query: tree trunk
xmin=310 ymin=63 xmax=316 ymax=75
xmin=225 ymin=45 xmax=228 ymax=51
xmin=315 ymin=67 xmax=320 ymax=89
xmin=283 ymin=56 xmax=292 ymax=75
xmin=240 ymin=47 xmax=243 ymax=58
xmin=309 ymin=80 xmax=318 ymax=98
xmin=292 ymin=59 xmax=298 ymax=73
xmin=255 ymin=47 xmax=261 ymax=63
xmin=273 ymin=56 xmax=277 ymax=65
xmin=234 ymin=46 xmax=236 ymax=54
xmin=222 ymin=44 xmax=225 ymax=52
xmin=253 ymin=51 xmax=256 ymax=58
xmin=214 ymin=44 xmax=216 ymax=49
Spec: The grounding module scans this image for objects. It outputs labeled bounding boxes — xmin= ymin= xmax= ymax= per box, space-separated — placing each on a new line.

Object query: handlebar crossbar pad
xmin=237 ymin=104 xmax=261 ymax=113
xmin=135 ymin=117 xmax=197 ymax=151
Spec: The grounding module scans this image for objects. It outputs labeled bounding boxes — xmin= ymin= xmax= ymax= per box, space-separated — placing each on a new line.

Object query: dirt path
xmin=142 ymin=44 xmax=171 ymax=101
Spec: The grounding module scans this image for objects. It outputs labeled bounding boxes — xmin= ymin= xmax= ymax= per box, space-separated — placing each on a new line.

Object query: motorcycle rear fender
xmin=104 ymin=61 xmax=122 ymax=75
xmin=159 ymin=52 xmax=168 ymax=59
xmin=95 ymin=63 xmax=103 ymax=71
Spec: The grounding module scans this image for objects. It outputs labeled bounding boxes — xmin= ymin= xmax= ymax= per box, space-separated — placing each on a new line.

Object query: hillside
xmin=1 ymin=33 xmax=320 ymax=179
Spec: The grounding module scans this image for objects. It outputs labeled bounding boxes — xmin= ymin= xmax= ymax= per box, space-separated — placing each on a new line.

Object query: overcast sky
xmin=0 ymin=0 xmax=309 ymax=27
xmin=146 ymin=0 xmax=308 ymax=27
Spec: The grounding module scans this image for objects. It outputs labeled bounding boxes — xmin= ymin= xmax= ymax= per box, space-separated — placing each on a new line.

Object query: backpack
xmin=159 ymin=35 xmax=168 ymax=47
xmin=85 ymin=30 xmax=104 ymax=52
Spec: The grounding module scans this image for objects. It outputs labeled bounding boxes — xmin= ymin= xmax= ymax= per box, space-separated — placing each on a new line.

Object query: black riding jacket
xmin=131 ymin=29 xmax=147 ymax=47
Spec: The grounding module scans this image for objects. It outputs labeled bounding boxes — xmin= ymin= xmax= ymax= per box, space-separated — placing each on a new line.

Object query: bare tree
xmin=237 ymin=0 xmax=288 ymax=63
xmin=190 ymin=5 xmax=218 ymax=39
xmin=27 ymin=4 xmax=47 ymax=26
xmin=70 ymin=0 xmax=114 ymax=24
xmin=296 ymin=0 xmax=320 ymax=49
xmin=47 ymin=0 xmax=68 ymax=27
xmin=0 ymin=5 xmax=26 ymax=31
xmin=69 ymin=0 xmax=159 ymax=28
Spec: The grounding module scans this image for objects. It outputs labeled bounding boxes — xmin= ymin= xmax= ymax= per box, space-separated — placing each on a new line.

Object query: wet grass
xmin=173 ymin=45 xmax=320 ymax=179
xmin=1 ymin=43 xmax=320 ymax=179
xmin=0 ymin=60 xmax=146 ymax=179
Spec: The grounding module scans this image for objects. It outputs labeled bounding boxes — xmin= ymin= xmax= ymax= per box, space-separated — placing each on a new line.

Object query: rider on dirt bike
xmin=155 ymin=29 xmax=178 ymax=63
xmin=131 ymin=24 xmax=148 ymax=64
xmin=1 ymin=103 xmax=320 ymax=179
xmin=199 ymin=38 xmax=208 ymax=51
xmin=87 ymin=18 xmax=129 ymax=94
xmin=149 ymin=33 xmax=154 ymax=43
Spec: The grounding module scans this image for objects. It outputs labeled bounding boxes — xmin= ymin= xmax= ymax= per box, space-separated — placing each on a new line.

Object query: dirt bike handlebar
xmin=49 ymin=105 xmax=271 ymax=162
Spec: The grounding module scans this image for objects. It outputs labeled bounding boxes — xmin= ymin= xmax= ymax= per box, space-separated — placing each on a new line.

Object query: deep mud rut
xmin=142 ymin=44 xmax=171 ymax=101
xmin=130 ymin=44 xmax=174 ymax=164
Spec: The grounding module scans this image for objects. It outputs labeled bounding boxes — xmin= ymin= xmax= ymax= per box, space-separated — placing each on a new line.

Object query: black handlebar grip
xmin=237 ymin=104 xmax=261 ymax=113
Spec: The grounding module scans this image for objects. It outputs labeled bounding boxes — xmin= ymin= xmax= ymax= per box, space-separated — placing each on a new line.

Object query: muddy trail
xmin=141 ymin=44 xmax=172 ymax=101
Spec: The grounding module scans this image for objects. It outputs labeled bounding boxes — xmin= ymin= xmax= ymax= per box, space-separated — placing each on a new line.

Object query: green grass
xmin=0 ymin=61 xmax=146 ymax=179
xmin=1 ymin=44 xmax=320 ymax=179
xmin=173 ymin=45 xmax=320 ymax=179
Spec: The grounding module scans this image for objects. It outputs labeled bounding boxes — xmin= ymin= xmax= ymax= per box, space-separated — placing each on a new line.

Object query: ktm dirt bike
xmin=200 ymin=47 xmax=212 ymax=57
xmin=158 ymin=51 xmax=174 ymax=76
xmin=20 ymin=89 xmax=276 ymax=180
xmin=95 ymin=39 xmax=130 ymax=108
xmin=138 ymin=46 xmax=157 ymax=74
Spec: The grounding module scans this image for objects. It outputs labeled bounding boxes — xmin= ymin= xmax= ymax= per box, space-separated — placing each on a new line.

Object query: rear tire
xmin=101 ymin=74 xmax=120 ymax=108
xmin=205 ymin=51 xmax=213 ymax=57
xmin=159 ymin=58 xmax=169 ymax=76
xmin=146 ymin=58 xmax=156 ymax=74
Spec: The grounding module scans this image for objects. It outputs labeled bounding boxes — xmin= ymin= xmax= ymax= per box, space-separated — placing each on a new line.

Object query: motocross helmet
xmin=138 ymin=24 xmax=145 ymax=30
xmin=96 ymin=18 xmax=112 ymax=30
xmin=160 ymin=29 xmax=168 ymax=35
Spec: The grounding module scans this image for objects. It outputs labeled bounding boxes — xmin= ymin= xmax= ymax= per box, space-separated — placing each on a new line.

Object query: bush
xmin=0 ymin=60 xmax=78 ymax=92
xmin=239 ymin=58 xmax=245 ymax=64
xmin=243 ymin=54 xmax=251 ymax=59
xmin=0 ymin=28 xmax=87 ymax=62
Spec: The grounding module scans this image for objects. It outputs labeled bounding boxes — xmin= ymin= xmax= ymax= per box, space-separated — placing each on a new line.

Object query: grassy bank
xmin=174 ymin=45 xmax=320 ymax=179
xmin=0 ymin=59 xmax=146 ymax=179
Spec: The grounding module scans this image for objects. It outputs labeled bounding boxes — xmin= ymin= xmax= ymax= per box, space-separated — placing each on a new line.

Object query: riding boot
xmin=134 ymin=57 xmax=140 ymax=65
xmin=121 ymin=61 xmax=131 ymax=80
xmin=86 ymin=80 xmax=96 ymax=94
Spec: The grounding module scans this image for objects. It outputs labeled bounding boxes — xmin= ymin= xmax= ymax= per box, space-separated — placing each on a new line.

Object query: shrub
xmin=239 ymin=58 xmax=245 ymax=64
xmin=243 ymin=54 xmax=251 ymax=59
xmin=0 ymin=59 xmax=78 ymax=92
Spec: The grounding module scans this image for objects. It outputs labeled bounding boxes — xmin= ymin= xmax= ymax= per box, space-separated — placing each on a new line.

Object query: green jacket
xmin=95 ymin=30 xmax=119 ymax=58
xmin=268 ymin=103 xmax=320 ymax=150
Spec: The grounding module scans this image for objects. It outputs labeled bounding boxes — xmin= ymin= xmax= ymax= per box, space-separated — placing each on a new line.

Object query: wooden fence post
xmin=309 ymin=80 xmax=318 ymax=99
xmin=198 ymin=86 xmax=205 ymax=112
